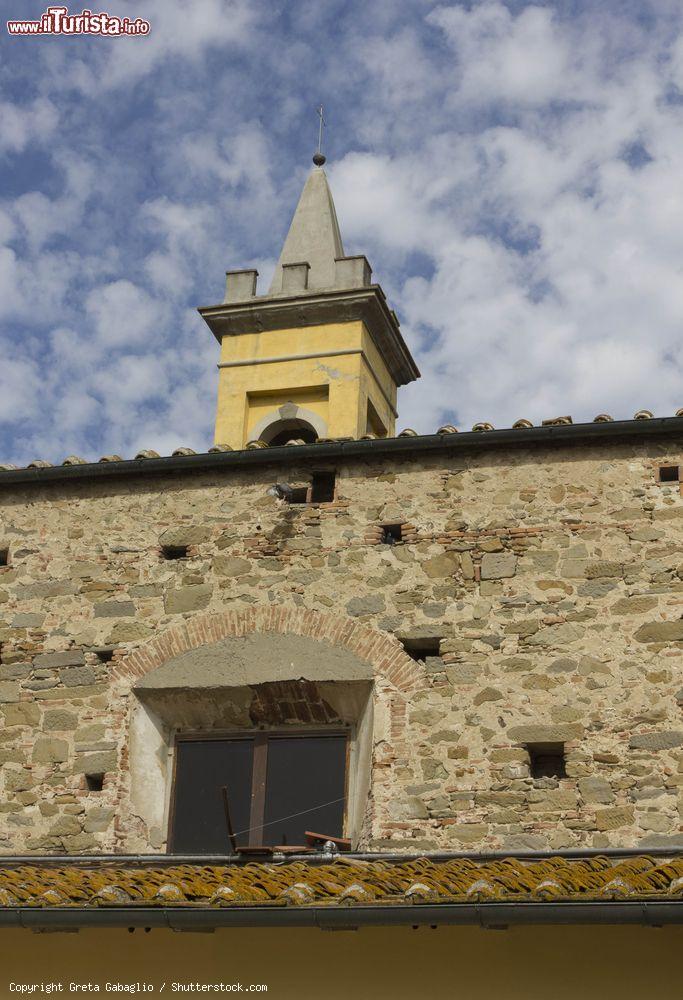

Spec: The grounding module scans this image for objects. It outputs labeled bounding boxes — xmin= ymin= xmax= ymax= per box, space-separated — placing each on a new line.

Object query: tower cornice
xmin=198 ymin=284 xmax=420 ymax=387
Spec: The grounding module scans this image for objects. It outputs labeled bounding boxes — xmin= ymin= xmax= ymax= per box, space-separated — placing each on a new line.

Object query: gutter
xmin=0 ymin=901 xmax=681 ymax=930
xmin=0 ymin=417 xmax=681 ymax=489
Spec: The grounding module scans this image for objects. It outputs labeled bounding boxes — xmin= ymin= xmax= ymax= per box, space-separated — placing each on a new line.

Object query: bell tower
xmin=199 ymin=152 xmax=419 ymax=449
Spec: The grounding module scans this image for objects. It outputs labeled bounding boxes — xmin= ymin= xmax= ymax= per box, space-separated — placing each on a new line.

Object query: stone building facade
xmin=0 ymin=155 xmax=682 ymax=866
xmin=0 ymin=422 xmax=682 ymax=856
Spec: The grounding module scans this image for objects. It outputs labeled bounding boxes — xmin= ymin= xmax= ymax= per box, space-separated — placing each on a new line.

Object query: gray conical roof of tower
xmin=268 ymin=165 xmax=344 ymax=294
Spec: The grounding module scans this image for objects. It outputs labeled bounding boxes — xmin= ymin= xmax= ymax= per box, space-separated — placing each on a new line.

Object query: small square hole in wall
xmin=310 ymin=471 xmax=336 ymax=503
xmin=380 ymin=523 xmax=403 ymax=545
xmin=161 ymin=544 xmax=188 ymax=560
xmin=287 ymin=487 xmax=310 ymax=504
xmin=94 ymin=648 xmax=115 ymax=663
xmin=0 ymin=549 xmax=8 ymax=567
xmin=85 ymin=773 xmax=105 ymax=792
xmin=527 ymin=743 xmax=566 ymax=779
xmin=400 ymin=637 xmax=442 ymax=662
xmin=659 ymin=465 xmax=680 ymax=483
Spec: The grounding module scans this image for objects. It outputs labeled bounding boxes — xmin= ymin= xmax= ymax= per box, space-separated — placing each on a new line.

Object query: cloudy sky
xmin=1 ymin=0 xmax=683 ymax=464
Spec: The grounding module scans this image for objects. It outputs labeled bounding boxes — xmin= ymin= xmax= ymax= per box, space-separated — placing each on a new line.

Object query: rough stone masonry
xmin=0 ymin=429 xmax=682 ymax=855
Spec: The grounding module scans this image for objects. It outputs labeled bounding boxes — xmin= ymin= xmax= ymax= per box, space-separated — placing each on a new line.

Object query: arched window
xmin=260 ymin=418 xmax=318 ymax=446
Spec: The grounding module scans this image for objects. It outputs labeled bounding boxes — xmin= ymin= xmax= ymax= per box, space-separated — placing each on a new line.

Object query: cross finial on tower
xmin=313 ymin=105 xmax=326 ymax=166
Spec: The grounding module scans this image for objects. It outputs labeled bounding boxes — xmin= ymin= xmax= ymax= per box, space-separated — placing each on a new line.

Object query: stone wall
xmin=0 ymin=433 xmax=682 ymax=854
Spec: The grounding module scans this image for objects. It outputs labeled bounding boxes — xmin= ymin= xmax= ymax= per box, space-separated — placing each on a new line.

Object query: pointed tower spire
xmin=200 ymin=148 xmax=419 ymax=450
xmin=268 ymin=161 xmax=344 ymax=294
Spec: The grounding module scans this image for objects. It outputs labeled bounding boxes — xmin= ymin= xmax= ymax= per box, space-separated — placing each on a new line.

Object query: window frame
xmin=167 ymin=727 xmax=351 ymax=853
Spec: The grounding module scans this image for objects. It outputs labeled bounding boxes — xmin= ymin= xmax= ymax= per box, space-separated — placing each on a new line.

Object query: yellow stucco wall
xmin=0 ymin=925 xmax=680 ymax=999
xmin=214 ymin=321 xmax=397 ymax=447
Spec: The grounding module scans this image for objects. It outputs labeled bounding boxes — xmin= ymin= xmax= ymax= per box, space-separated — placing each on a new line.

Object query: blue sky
xmin=1 ymin=0 xmax=683 ymax=464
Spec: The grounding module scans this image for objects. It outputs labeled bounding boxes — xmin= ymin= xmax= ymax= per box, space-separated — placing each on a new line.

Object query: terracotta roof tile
xmin=0 ymin=855 xmax=682 ymax=909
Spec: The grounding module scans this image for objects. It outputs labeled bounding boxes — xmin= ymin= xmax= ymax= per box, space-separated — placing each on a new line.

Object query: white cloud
xmin=0 ymin=98 xmax=58 ymax=155
xmin=85 ymin=280 xmax=166 ymax=348
xmin=332 ymin=2 xmax=683 ymax=431
xmin=3 ymin=0 xmax=683 ymax=466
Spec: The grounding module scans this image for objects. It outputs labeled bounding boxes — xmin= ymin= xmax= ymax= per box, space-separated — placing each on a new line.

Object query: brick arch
xmin=114 ymin=607 xmax=424 ymax=695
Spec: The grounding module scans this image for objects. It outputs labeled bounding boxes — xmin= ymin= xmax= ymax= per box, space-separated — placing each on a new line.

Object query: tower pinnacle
xmin=313 ymin=104 xmax=326 ymax=166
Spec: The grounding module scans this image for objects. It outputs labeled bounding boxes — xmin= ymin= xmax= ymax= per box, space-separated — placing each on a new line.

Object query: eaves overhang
xmin=0 ymin=850 xmax=682 ymax=929
xmin=0 ymin=416 xmax=681 ymax=489
xmin=198 ymin=284 xmax=421 ymax=387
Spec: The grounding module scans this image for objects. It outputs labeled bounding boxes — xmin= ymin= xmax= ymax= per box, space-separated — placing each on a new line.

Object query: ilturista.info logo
xmin=7 ymin=6 xmax=151 ymax=35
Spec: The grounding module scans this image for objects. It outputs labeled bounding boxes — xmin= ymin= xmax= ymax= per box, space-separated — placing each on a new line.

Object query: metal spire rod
xmin=313 ymin=106 xmax=327 ymax=166
xmin=317 ymin=104 xmax=325 ymax=154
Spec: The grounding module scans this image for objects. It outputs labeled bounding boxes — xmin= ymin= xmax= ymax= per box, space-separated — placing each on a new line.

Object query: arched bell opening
xmin=261 ymin=418 xmax=319 ymax=446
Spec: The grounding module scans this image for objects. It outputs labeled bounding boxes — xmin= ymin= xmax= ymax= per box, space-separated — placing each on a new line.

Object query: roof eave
xmin=0 ymin=416 xmax=681 ymax=488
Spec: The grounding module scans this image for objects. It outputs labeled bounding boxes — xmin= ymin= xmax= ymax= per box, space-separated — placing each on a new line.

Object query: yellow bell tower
xmin=199 ymin=152 xmax=419 ymax=449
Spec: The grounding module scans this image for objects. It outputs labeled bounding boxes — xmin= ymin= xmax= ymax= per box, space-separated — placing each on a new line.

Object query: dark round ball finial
xmin=312 ymin=152 xmax=326 ymax=166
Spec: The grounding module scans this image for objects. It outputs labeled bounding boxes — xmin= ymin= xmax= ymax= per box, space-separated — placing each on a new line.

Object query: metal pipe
xmin=0 ymin=846 xmax=681 ymax=867
xmin=0 ymin=901 xmax=681 ymax=931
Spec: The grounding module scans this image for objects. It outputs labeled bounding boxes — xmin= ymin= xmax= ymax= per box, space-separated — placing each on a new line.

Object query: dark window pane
xmin=171 ymin=739 xmax=253 ymax=854
xmin=263 ymin=736 xmax=346 ymax=846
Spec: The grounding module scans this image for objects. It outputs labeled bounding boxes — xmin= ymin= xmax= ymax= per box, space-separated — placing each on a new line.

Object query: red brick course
xmin=115 ymin=607 xmax=425 ymax=695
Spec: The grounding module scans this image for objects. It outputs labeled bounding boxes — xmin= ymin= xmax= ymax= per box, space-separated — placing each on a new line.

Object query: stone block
xmin=93 ymin=601 xmax=136 ymax=618
xmin=447 ymin=824 xmax=488 ymax=844
xmin=107 ymin=621 xmax=154 ymax=643
xmin=529 ymin=790 xmax=578 ymax=811
xmin=585 ymin=561 xmax=623 ymax=579
xmin=421 ymin=552 xmax=460 ymax=578
xmin=595 ymin=806 xmax=634 ymax=831
xmin=629 ymin=731 xmax=683 ymax=751
xmin=60 ymin=666 xmax=97 ymax=687
xmin=49 ymin=815 xmax=82 ymax=837
xmin=11 ymin=613 xmax=45 ymax=628
xmin=2 ymin=703 xmax=41 ymax=726
xmin=628 ymin=526 xmax=663 ymax=542
xmin=213 ymin=555 xmax=252 ymax=576
xmin=473 ymin=686 xmax=504 ymax=705
xmin=504 ymin=619 xmax=539 ymax=636
xmin=346 ymin=594 xmax=385 ymax=617
xmin=33 ymin=738 xmax=69 ymax=763
xmin=578 ymin=776 xmax=614 ymax=804
xmin=3 ymin=769 xmax=32 ymax=792
xmin=43 ymin=710 xmax=79 ymax=731
xmin=34 ymin=651 xmax=85 ymax=668
xmin=481 ymin=553 xmax=517 ymax=579
xmin=84 ymin=807 xmax=116 ymax=833
xmin=507 ymin=723 xmax=583 ymax=743
xmin=0 ymin=682 xmax=20 ymax=703
xmin=14 ymin=581 xmax=77 ymax=599
xmin=164 ymin=585 xmax=213 ymax=614
xmin=577 ymin=581 xmax=617 ymax=598
xmin=490 ymin=749 xmax=529 ymax=763
xmin=634 ymin=621 xmax=683 ymax=643
xmin=610 ymin=596 xmax=658 ymax=615
xmin=401 ymin=797 xmax=429 ymax=820
xmin=159 ymin=525 xmax=211 ymax=547
xmin=525 ymin=622 xmax=584 ymax=647
xmin=73 ymin=751 xmax=117 ymax=774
